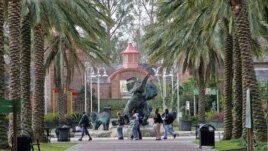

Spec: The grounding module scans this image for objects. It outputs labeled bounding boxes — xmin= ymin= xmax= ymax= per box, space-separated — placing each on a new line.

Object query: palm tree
xmin=8 ymin=0 xmax=21 ymax=149
xmin=232 ymin=34 xmax=243 ymax=139
xmin=32 ymin=23 xmax=45 ymax=142
xmin=0 ymin=0 xmax=9 ymax=149
xmin=41 ymin=0 xmax=111 ymax=123
xmin=223 ymin=31 xmax=233 ymax=140
xmin=144 ymin=1 xmax=224 ymax=122
xmin=20 ymin=11 xmax=32 ymax=137
xmin=229 ymin=0 xmax=267 ymax=141
xmin=29 ymin=0 xmax=112 ymax=139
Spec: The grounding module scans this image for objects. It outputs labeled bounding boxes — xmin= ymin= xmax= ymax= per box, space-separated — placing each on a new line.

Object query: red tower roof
xmin=121 ymin=42 xmax=139 ymax=54
xmin=121 ymin=42 xmax=140 ymax=69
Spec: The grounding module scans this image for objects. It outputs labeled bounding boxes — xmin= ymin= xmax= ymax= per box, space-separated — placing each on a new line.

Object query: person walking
xmin=162 ymin=109 xmax=176 ymax=139
xmin=78 ymin=112 xmax=92 ymax=141
xmin=130 ymin=109 xmax=142 ymax=140
xmin=153 ymin=108 xmax=163 ymax=140
xmin=130 ymin=113 xmax=139 ymax=140
xmin=117 ymin=112 xmax=124 ymax=140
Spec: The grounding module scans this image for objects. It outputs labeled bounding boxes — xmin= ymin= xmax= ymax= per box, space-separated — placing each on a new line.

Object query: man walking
xmin=117 ymin=112 xmax=124 ymax=140
xmin=162 ymin=109 xmax=176 ymax=139
xmin=78 ymin=112 xmax=92 ymax=141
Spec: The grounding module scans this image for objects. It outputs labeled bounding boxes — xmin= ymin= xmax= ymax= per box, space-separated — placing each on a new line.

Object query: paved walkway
xmin=55 ymin=136 xmax=216 ymax=151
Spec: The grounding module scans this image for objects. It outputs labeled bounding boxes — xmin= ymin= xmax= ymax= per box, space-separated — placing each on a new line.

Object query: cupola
xmin=121 ymin=42 xmax=139 ymax=68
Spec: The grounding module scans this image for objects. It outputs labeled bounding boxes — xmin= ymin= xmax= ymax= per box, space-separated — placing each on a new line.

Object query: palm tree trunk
xmin=8 ymin=0 xmax=21 ymax=149
xmin=197 ymin=63 xmax=205 ymax=121
xmin=20 ymin=12 xmax=32 ymax=137
xmin=0 ymin=0 xmax=9 ymax=148
xmin=232 ymin=34 xmax=243 ymax=139
xmin=223 ymin=33 xmax=233 ymax=140
xmin=32 ymin=24 xmax=45 ymax=142
xmin=57 ymin=87 xmax=66 ymax=123
xmin=230 ymin=0 xmax=267 ymax=141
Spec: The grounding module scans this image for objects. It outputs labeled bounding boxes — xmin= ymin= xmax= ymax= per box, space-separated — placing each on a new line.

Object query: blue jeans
xmin=131 ymin=121 xmax=139 ymax=140
xmin=163 ymin=124 xmax=175 ymax=138
xmin=81 ymin=126 xmax=89 ymax=137
xmin=117 ymin=126 xmax=123 ymax=139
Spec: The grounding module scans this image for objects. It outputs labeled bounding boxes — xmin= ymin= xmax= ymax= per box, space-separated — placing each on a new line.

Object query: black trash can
xmin=17 ymin=135 xmax=32 ymax=151
xmin=199 ymin=124 xmax=216 ymax=149
xmin=57 ymin=126 xmax=70 ymax=142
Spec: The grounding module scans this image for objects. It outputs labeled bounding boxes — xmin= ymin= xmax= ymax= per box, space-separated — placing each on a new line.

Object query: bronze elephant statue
xmin=90 ymin=111 xmax=111 ymax=130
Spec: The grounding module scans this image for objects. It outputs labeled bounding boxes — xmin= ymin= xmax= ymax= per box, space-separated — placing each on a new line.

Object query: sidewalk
xmin=50 ymin=131 xmax=221 ymax=151
xmin=61 ymin=136 xmax=216 ymax=151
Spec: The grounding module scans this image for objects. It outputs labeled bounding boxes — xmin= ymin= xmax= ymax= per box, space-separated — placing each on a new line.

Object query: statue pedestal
xmin=109 ymin=124 xmax=155 ymax=138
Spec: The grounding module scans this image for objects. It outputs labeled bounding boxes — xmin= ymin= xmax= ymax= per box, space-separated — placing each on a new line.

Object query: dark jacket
xmin=79 ymin=114 xmax=89 ymax=127
xmin=162 ymin=112 xmax=173 ymax=125
xmin=153 ymin=113 xmax=163 ymax=124
xmin=117 ymin=116 xmax=125 ymax=126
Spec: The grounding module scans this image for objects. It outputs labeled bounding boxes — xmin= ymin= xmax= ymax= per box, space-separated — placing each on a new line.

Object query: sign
xmin=186 ymin=101 xmax=190 ymax=110
xmin=193 ymin=88 xmax=217 ymax=95
xmin=0 ymin=99 xmax=21 ymax=113
xmin=120 ymin=80 xmax=131 ymax=98
xmin=245 ymin=89 xmax=251 ymax=128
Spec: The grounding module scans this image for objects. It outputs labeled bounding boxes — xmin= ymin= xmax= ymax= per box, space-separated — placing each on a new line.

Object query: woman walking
xmin=153 ymin=108 xmax=163 ymax=140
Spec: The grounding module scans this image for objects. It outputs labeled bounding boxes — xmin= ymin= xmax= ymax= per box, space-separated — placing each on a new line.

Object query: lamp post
xmin=85 ymin=62 xmax=96 ymax=113
xmin=96 ymin=67 xmax=108 ymax=113
xmin=153 ymin=67 xmax=174 ymax=110
xmin=84 ymin=62 xmax=89 ymax=113
xmin=176 ymin=69 xmax=180 ymax=123
xmin=162 ymin=68 xmax=167 ymax=109
xmin=153 ymin=67 xmax=165 ymax=109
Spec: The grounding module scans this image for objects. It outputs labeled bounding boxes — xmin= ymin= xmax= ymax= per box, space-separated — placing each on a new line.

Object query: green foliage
xmin=178 ymin=77 xmax=196 ymax=117
xmin=100 ymin=99 xmax=128 ymax=117
xmin=44 ymin=113 xmax=58 ymax=122
xmin=215 ymin=139 xmax=245 ymax=151
xmin=148 ymin=98 xmax=162 ymax=112
xmin=64 ymin=113 xmax=82 ymax=122
xmin=189 ymin=115 xmax=198 ymax=125
xmin=258 ymin=82 xmax=268 ymax=102
xmin=265 ymin=112 xmax=268 ymax=120
xmin=205 ymin=111 xmax=224 ymax=121
xmin=211 ymin=139 xmax=268 ymax=151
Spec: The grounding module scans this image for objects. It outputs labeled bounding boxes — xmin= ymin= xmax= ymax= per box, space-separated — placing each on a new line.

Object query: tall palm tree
xmin=41 ymin=0 xmax=111 ymax=123
xmin=223 ymin=32 xmax=233 ymax=140
xmin=20 ymin=11 xmax=32 ymax=137
xmin=0 ymin=0 xmax=9 ymax=149
xmin=8 ymin=0 xmax=21 ymax=149
xmin=144 ymin=1 xmax=224 ymax=121
xmin=229 ymin=0 xmax=267 ymax=141
xmin=27 ymin=0 xmax=112 ymax=138
xmin=32 ymin=23 xmax=45 ymax=142
xmin=232 ymin=33 xmax=243 ymax=139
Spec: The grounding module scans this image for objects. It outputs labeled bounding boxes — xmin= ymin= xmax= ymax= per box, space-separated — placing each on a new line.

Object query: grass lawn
xmin=215 ymin=140 xmax=245 ymax=151
xmin=33 ymin=143 xmax=76 ymax=151
xmin=193 ymin=139 xmax=244 ymax=151
xmin=194 ymin=139 xmax=268 ymax=151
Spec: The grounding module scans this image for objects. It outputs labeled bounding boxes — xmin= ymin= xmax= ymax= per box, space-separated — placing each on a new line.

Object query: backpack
xmin=118 ymin=116 xmax=125 ymax=126
xmin=162 ymin=113 xmax=173 ymax=124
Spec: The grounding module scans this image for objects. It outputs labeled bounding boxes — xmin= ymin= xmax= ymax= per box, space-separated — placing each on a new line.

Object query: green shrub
xmin=100 ymin=99 xmax=128 ymax=117
xmin=65 ymin=113 xmax=82 ymax=122
xmin=206 ymin=111 xmax=224 ymax=121
xmin=44 ymin=113 xmax=58 ymax=122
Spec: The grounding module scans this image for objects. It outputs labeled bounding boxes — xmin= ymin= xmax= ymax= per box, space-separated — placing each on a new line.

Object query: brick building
xmin=45 ymin=42 xmax=166 ymax=113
